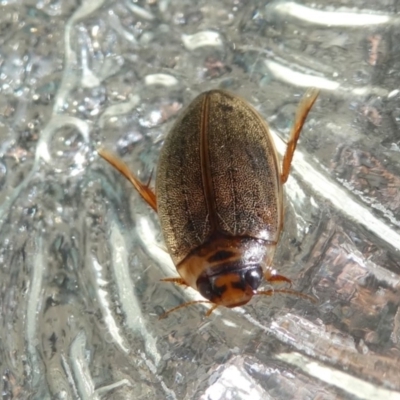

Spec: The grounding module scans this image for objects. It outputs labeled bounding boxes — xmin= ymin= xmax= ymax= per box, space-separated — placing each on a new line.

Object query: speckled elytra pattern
xmin=156 ymin=90 xmax=282 ymax=266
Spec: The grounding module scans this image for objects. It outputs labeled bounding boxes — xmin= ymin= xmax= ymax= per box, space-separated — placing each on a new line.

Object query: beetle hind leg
xmin=281 ymin=88 xmax=319 ymax=184
xmin=98 ymin=148 xmax=157 ymax=212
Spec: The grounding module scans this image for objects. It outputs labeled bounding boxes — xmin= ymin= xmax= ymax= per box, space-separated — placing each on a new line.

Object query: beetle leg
xmin=159 ymin=279 xmax=218 ymax=318
xmin=160 ymin=277 xmax=189 ymax=286
xmin=264 ymin=270 xmax=292 ymax=287
xmin=256 ymin=289 xmax=317 ymax=303
xmin=281 ymin=88 xmax=319 ymax=184
xmin=205 ymin=304 xmax=218 ymax=316
xmin=98 ymin=148 xmax=157 ymax=212
xmin=159 ymin=300 xmax=213 ymax=319
xmin=146 ymin=168 xmax=154 ymax=187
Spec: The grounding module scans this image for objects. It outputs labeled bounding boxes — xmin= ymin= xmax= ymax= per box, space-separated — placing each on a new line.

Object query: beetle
xmin=99 ymin=88 xmax=319 ymax=317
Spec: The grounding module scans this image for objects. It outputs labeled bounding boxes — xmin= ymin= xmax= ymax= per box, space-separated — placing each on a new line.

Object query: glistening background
xmin=1 ymin=1 xmax=400 ymax=399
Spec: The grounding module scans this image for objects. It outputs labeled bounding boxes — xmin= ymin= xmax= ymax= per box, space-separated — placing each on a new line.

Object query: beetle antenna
xmin=159 ymin=300 xmax=214 ymax=319
xmin=256 ymin=289 xmax=317 ymax=303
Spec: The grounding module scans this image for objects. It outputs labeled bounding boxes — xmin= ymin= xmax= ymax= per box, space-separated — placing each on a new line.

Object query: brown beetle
xmin=99 ymin=88 xmax=319 ymax=317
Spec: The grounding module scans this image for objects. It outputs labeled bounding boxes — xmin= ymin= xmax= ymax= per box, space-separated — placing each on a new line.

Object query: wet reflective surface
xmin=1 ymin=1 xmax=400 ymax=399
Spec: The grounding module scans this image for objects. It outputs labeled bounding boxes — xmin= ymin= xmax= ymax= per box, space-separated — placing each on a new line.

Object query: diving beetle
xmin=99 ymin=88 xmax=319 ymax=317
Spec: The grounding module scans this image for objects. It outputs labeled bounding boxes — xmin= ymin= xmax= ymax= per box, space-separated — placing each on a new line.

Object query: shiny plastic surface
xmin=1 ymin=1 xmax=400 ymax=399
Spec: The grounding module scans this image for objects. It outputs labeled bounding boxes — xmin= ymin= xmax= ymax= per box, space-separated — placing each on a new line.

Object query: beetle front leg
xmin=98 ymin=149 xmax=157 ymax=212
xmin=160 ymin=277 xmax=189 ymax=286
xmin=264 ymin=269 xmax=292 ymax=287
xmin=281 ymin=88 xmax=319 ymax=184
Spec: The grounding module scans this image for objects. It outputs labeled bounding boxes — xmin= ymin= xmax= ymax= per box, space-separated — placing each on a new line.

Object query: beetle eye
xmin=245 ymin=267 xmax=262 ymax=291
xmin=197 ymin=277 xmax=213 ymax=300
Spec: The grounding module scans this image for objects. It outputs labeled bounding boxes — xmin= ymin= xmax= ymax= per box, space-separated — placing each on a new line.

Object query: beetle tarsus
xmin=256 ymin=289 xmax=317 ymax=303
xmin=205 ymin=304 xmax=218 ymax=317
xmin=159 ymin=300 xmax=213 ymax=319
xmin=161 ymin=277 xmax=188 ymax=286
xmin=264 ymin=273 xmax=292 ymax=287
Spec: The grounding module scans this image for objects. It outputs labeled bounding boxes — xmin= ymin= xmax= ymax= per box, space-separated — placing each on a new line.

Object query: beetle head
xmin=196 ymin=265 xmax=263 ymax=308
